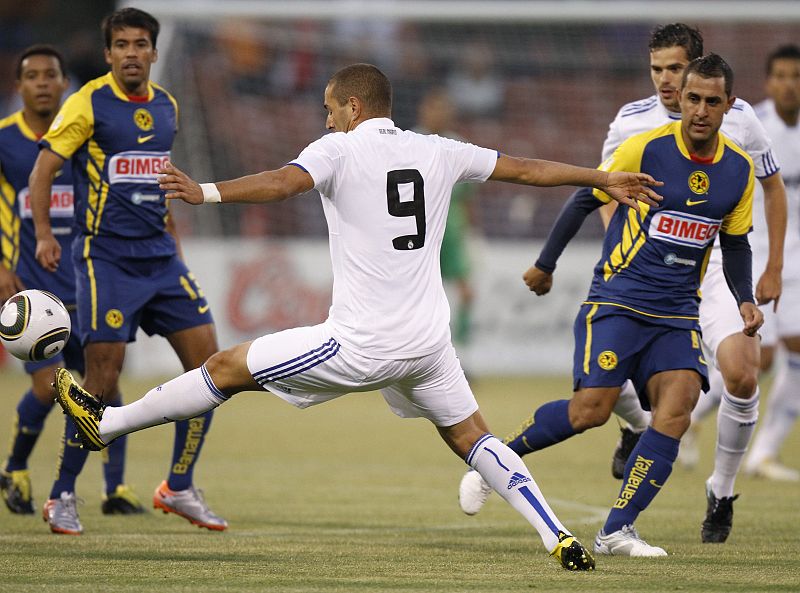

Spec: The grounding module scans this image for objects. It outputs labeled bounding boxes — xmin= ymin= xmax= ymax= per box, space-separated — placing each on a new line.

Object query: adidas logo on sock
xmin=507 ymin=472 xmax=531 ymax=489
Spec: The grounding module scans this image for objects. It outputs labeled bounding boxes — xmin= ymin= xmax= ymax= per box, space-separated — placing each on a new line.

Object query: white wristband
xmin=200 ymin=183 xmax=221 ymax=203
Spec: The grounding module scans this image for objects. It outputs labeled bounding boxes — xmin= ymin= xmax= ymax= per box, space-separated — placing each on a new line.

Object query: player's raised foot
xmin=593 ymin=525 xmax=667 ymax=557
xmin=677 ymin=425 xmax=700 ymax=469
xmin=101 ymin=484 xmax=146 ymax=515
xmin=42 ymin=491 xmax=83 ymax=535
xmin=53 ymin=368 xmax=107 ymax=451
xmin=153 ymin=481 xmax=228 ymax=531
xmin=0 ymin=469 xmax=34 ymax=514
xmin=744 ymin=458 xmax=800 ymax=482
xmin=611 ymin=427 xmax=642 ymax=479
xmin=458 ymin=469 xmax=492 ymax=515
xmin=550 ymin=531 xmax=596 ymax=570
xmin=701 ymin=480 xmax=738 ymax=543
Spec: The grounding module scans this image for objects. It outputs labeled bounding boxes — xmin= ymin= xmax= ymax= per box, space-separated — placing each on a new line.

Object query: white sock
xmin=709 ymin=387 xmax=759 ymax=497
xmin=99 ymin=366 xmax=227 ymax=442
xmin=467 ymin=434 xmax=567 ymax=552
xmin=691 ymin=363 xmax=723 ymax=425
xmin=613 ymin=380 xmax=651 ymax=432
xmin=748 ymin=351 xmax=800 ymax=465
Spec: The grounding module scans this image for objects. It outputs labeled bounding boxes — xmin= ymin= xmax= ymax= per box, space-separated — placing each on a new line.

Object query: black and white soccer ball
xmin=0 ymin=289 xmax=71 ymax=362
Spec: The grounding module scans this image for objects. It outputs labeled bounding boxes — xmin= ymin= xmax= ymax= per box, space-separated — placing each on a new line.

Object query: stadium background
xmin=0 ymin=0 xmax=798 ymax=375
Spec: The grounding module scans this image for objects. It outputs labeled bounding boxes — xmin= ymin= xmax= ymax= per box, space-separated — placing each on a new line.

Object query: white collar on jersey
xmin=353 ymin=117 xmax=396 ymax=132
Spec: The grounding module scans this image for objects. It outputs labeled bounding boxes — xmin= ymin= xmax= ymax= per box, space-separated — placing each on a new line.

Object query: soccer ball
xmin=0 ymin=289 xmax=71 ymax=362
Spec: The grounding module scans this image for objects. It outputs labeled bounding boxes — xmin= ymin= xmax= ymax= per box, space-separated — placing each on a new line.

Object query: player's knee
xmin=723 ymin=368 xmax=759 ymax=398
xmin=203 ymin=344 xmax=251 ymax=393
xmin=569 ymin=396 xmax=613 ymax=431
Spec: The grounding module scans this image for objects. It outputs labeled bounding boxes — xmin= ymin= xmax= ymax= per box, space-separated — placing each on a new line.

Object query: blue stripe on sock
xmin=254 ymin=338 xmax=337 ymax=378
xmin=484 ymin=447 xmax=510 ymax=471
xmin=465 ymin=433 xmax=493 ymax=466
xmin=201 ymin=365 xmax=227 ymax=401
xmin=519 ymin=485 xmax=560 ymax=536
xmin=255 ymin=341 xmax=340 ymax=384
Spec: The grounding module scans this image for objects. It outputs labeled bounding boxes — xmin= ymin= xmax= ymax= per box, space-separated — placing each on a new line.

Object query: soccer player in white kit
xmin=743 ymin=45 xmax=800 ymax=482
xmin=458 ymin=24 xmax=787 ymax=545
xmin=51 ymin=63 xmax=663 ymax=571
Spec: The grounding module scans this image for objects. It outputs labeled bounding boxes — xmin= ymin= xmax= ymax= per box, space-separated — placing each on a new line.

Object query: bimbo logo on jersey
xmin=108 ymin=151 xmax=170 ymax=184
xmin=18 ymin=185 xmax=74 ymax=219
xmin=649 ymin=210 xmax=721 ymax=248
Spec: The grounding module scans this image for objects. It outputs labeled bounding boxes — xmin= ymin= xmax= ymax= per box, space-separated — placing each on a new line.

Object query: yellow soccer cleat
xmin=551 ymin=531 xmax=596 ymax=570
xmin=53 ymin=368 xmax=107 ymax=451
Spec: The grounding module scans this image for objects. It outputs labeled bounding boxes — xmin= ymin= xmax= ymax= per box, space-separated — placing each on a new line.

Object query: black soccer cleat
xmin=0 ymin=469 xmax=35 ymax=514
xmin=701 ymin=480 xmax=738 ymax=543
xmin=101 ymin=485 xmax=146 ymax=515
xmin=551 ymin=531 xmax=596 ymax=570
xmin=52 ymin=368 xmax=108 ymax=451
xmin=611 ymin=427 xmax=642 ymax=479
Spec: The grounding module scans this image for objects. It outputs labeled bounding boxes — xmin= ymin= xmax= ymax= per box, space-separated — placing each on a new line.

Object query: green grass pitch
xmin=0 ymin=371 xmax=798 ymax=592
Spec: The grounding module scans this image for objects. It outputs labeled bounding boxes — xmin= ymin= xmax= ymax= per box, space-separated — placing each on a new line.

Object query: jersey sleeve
xmin=289 ymin=134 xmax=342 ymax=197
xmin=740 ymin=101 xmax=780 ymax=179
xmin=592 ymin=135 xmax=645 ymax=204
xmin=600 ymin=112 xmax=626 ymax=164
xmin=721 ymin=161 xmax=755 ymax=236
xmin=437 ymin=136 xmax=497 ymax=183
xmin=40 ymin=90 xmax=94 ymax=160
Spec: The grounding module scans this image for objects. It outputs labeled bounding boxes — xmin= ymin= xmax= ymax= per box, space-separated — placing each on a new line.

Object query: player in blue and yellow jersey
xmin=479 ymin=55 xmax=761 ymax=557
xmin=29 ymin=9 xmax=227 ymax=534
xmin=0 ymin=45 xmax=143 ymax=523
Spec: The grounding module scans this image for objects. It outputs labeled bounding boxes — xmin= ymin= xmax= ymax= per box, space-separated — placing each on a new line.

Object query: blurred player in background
xmin=415 ymin=88 xmax=477 ymax=351
xmin=0 ymin=45 xmax=142 ymax=521
xmin=742 ymin=44 xmax=800 ymax=482
xmin=30 ymin=8 xmax=226 ymax=535
xmin=459 ymin=23 xmax=787 ymax=545
xmin=469 ymin=54 xmax=760 ymax=557
xmin=53 ymin=63 xmax=664 ymax=571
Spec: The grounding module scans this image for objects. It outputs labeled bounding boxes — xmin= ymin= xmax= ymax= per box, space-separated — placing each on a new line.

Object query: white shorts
xmin=699 ymin=252 xmax=744 ymax=357
xmin=245 ymin=322 xmax=478 ymax=427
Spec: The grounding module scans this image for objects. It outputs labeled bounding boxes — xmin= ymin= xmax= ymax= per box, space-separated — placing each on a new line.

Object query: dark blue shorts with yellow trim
xmin=24 ymin=308 xmax=84 ymax=375
xmin=72 ymin=253 xmax=213 ymax=345
xmin=572 ymin=303 xmax=709 ymax=410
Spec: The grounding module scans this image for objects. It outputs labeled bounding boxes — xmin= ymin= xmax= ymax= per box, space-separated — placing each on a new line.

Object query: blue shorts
xmin=572 ymin=303 xmax=709 ymax=410
xmin=72 ymin=253 xmax=213 ymax=345
xmin=24 ymin=308 xmax=85 ymax=375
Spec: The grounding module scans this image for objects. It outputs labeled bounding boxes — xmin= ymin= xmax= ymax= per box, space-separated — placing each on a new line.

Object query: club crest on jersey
xmin=134 ymin=108 xmax=154 ymax=131
xmin=650 ymin=211 xmax=721 ymax=248
xmin=108 ymin=151 xmax=170 ymax=184
xmin=598 ymin=350 xmax=618 ymax=371
xmin=688 ymin=171 xmax=710 ymax=195
xmin=105 ymin=309 xmax=124 ymax=329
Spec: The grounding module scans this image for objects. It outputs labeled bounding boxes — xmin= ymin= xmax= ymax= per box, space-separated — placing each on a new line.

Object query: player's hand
xmin=0 ymin=266 xmax=25 ymax=302
xmin=739 ymin=302 xmax=764 ymax=337
xmin=602 ymin=171 xmax=663 ymax=212
xmin=523 ymin=265 xmax=553 ymax=295
xmin=755 ymin=266 xmax=782 ymax=313
xmin=34 ymin=235 xmax=61 ymax=273
xmin=157 ymin=161 xmax=203 ymax=205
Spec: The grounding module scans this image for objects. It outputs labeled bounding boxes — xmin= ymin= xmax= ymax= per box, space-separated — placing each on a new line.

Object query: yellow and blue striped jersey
xmin=0 ymin=111 xmax=76 ymax=305
xmin=590 ymin=121 xmax=754 ymax=324
xmin=41 ymin=72 xmax=178 ymax=260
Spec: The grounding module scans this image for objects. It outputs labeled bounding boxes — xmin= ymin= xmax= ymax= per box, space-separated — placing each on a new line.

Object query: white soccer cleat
xmin=744 ymin=458 xmax=800 ymax=482
xmin=458 ymin=469 xmax=492 ymax=515
xmin=594 ymin=524 xmax=668 ymax=557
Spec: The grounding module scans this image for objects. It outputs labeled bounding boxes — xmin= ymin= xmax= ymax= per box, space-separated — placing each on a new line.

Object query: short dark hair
xmin=328 ymin=63 xmax=392 ymax=117
xmin=766 ymin=44 xmax=800 ymax=74
xmin=649 ymin=23 xmax=704 ymax=61
xmin=15 ymin=44 xmax=66 ymax=80
xmin=682 ymin=53 xmax=734 ymax=97
xmin=102 ymin=7 xmax=160 ymax=49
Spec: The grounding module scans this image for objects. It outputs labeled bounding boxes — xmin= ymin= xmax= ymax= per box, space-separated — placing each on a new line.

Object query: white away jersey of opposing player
xmin=291 ymin=117 xmax=497 ymax=359
xmin=602 ymin=95 xmax=780 ymax=180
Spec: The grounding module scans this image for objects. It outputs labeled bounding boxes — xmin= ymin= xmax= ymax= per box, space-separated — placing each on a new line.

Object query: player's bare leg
xmin=441 ymin=411 xmax=594 ymax=570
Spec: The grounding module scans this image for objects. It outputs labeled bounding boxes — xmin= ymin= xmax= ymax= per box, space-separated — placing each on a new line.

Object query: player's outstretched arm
xmin=755 ymin=173 xmax=786 ymax=311
xmin=30 ymin=148 xmax=66 ymax=272
xmin=488 ymin=154 xmax=662 ymax=211
xmin=158 ymin=162 xmax=314 ymax=205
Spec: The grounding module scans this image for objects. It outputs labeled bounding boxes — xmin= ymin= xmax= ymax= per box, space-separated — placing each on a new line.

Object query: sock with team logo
xmin=504 ymin=400 xmax=576 ymax=456
xmin=748 ymin=352 xmax=800 ymax=465
xmin=603 ymin=427 xmax=679 ymax=534
xmin=49 ymin=416 xmax=90 ymax=499
xmin=613 ymin=381 xmax=651 ymax=432
xmin=691 ymin=363 xmax=723 ymax=424
xmin=102 ymin=395 xmax=128 ymax=495
xmin=467 ymin=434 xmax=567 ymax=551
xmin=99 ymin=366 xmax=228 ymax=443
xmin=167 ymin=411 xmax=214 ymax=491
xmin=709 ymin=388 xmax=759 ymax=498
xmin=4 ymin=390 xmax=53 ymax=472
